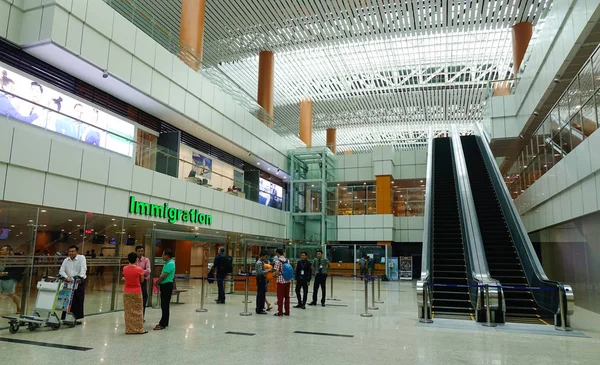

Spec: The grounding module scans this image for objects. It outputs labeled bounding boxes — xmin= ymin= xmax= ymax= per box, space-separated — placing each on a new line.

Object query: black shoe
xmin=321 ymin=303 xmax=326 ymax=307
xmin=274 ymin=313 xmax=283 ymax=317
xmin=256 ymin=311 xmax=267 ymax=315
xmin=76 ymin=321 xmax=83 ymax=325
xmin=308 ymin=302 xmax=316 ymax=306
xmin=284 ymin=313 xmax=290 ymax=316
xmin=293 ymin=305 xmax=303 ymax=308
xmin=216 ymin=301 xmax=225 ymax=304
xmin=301 ymin=305 xmax=306 ymax=309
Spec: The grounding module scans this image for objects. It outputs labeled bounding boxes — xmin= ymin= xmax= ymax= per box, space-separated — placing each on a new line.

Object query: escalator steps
xmin=461 ymin=136 xmax=554 ymax=325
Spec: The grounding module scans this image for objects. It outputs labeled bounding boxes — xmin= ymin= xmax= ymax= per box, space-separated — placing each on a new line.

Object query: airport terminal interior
xmin=1 ymin=0 xmax=600 ymax=363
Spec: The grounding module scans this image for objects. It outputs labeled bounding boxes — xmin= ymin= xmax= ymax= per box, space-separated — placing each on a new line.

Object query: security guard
xmin=308 ymin=249 xmax=330 ymax=307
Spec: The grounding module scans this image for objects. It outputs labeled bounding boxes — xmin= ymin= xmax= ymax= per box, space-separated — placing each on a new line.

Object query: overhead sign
xmin=128 ymin=196 xmax=212 ymax=225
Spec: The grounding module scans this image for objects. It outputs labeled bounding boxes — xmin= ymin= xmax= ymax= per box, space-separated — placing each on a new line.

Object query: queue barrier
xmin=171 ymin=273 xmax=386 ymax=318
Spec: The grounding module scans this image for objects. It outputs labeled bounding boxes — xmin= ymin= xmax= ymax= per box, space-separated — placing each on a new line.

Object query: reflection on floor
xmin=1 ymin=279 xmax=599 ymax=365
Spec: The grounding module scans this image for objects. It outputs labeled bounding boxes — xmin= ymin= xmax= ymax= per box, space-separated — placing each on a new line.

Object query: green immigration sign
xmin=128 ymin=196 xmax=212 ymax=225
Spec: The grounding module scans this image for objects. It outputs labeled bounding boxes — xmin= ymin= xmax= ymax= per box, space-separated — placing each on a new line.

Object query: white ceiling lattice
xmin=107 ymin=0 xmax=553 ymax=151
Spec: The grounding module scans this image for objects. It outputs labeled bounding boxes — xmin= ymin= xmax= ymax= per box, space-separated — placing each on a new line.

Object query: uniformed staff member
xmin=309 ymin=249 xmax=330 ymax=307
xmin=255 ymin=250 xmax=271 ymax=315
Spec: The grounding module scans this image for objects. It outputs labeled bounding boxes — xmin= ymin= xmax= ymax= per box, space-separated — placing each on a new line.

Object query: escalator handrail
xmin=419 ymin=127 xmax=435 ymax=284
xmin=474 ymin=122 xmax=564 ymax=313
xmin=450 ymin=126 xmax=502 ymax=311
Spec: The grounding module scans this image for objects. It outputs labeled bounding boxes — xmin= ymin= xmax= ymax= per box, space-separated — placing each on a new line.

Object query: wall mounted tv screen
xmin=258 ymin=178 xmax=283 ymax=209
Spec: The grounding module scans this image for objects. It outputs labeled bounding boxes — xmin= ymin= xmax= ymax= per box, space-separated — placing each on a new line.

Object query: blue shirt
xmin=0 ymin=94 xmax=38 ymax=123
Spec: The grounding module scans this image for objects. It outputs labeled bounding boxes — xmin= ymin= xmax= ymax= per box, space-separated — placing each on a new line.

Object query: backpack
xmin=218 ymin=255 xmax=233 ymax=275
xmin=359 ymin=258 xmax=367 ymax=269
xmin=282 ymin=261 xmax=294 ymax=281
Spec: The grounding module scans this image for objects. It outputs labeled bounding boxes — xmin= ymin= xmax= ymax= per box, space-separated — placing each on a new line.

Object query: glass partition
xmin=507 ymin=44 xmax=600 ymax=199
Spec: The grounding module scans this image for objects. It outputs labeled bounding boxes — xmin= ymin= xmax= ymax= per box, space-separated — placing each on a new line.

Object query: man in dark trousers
xmin=213 ymin=247 xmax=228 ymax=304
xmin=58 ymin=246 xmax=87 ymax=324
xmin=309 ymin=249 xmax=330 ymax=307
xmin=255 ymin=250 xmax=270 ymax=314
xmin=136 ymin=245 xmax=151 ymax=318
xmin=294 ymin=252 xmax=312 ymax=309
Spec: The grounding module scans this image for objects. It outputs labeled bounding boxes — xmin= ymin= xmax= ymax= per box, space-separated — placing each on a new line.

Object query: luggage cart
xmin=2 ymin=275 xmax=79 ymax=334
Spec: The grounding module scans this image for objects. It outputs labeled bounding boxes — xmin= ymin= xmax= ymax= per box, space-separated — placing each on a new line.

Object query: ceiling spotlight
xmin=40 ymin=210 xmax=47 ymax=213
xmin=533 ymin=110 xmax=540 ymax=116
xmin=257 ymin=162 xmax=260 ymax=165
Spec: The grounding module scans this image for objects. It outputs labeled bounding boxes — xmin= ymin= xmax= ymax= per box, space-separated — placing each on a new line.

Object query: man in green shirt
xmin=154 ymin=249 xmax=175 ymax=330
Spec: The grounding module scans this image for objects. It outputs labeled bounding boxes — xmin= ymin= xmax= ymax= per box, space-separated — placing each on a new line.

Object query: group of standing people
xmin=255 ymin=249 xmax=330 ymax=316
xmin=56 ymin=244 xmax=175 ymax=334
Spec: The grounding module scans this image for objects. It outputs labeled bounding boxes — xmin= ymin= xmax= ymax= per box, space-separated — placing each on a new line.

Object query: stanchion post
xmin=375 ymin=275 xmax=384 ymax=304
xmin=481 ymin=284 xmax=495 ymax=327
xmin=239 ymin=275 xmax=252 ymax=316
xmin=369 ymin=276 xmax=379 ymax=310
xmin=242 ymin=274 xmax=252 ymax=304
xmin=360 ymin=277 xmax=372 ymax=317
xmin=196 ymin=277 xmax=208 ymax=313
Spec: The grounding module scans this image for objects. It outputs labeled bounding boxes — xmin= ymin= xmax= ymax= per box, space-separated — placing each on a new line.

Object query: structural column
xmin=257 ymin=51 xmax=275 ymax=127
xmin=326 ymin=128 xmax=336 ymax=153
xmin=375 ymin=175 xmax=392 ymax=214
xmin=299 ymin=99 xmax=313 ymax=147
xmin=512 ymin=22 xmax=533 ymax=76
xmin=179 ymin=0 xmax=206 ymax=71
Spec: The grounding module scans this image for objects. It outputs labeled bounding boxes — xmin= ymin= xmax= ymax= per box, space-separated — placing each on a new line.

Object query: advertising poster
xmin=1 ymin=64 xmax=135 ymax=157
xmin=192 ymin=152 xmax=213 ymax=179
xmin=388 ymin=257 xmax=399 ymax=281
xmin=399 ymin=256 xmax=413 ymax=280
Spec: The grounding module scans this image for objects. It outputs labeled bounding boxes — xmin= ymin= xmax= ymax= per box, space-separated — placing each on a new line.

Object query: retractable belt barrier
xmin=427 ymin=283 xmax=559 ymax=291
xmin=169 ymin=273 xmax=387 ymax=318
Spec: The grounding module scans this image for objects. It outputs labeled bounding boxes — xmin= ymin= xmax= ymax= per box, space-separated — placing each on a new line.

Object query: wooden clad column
xmin=326 ymin=128 xmax=336 ymax=153
xmin=179 ymin=0 xmax=206 ymax=71
xmin=512 ymin=22 xmax=533 ymax=76
xmin=299 ymin=99 xmax=313 ymax=147
xmin=375 ymin=175 xmax=392 ymax=214
xmin=257 ymin=51 xmax=275 ymax=126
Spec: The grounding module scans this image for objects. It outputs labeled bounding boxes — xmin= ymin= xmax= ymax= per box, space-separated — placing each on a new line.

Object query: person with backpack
xmin=309 ymin=249 xmax=330 ymax=307
xmin=359 ymin=254 xmax=368 ymax=280
xmin=273 ymin=248 xmax=293 ymax=316
xmin=213 ymin=247 xmax=232 ymax=304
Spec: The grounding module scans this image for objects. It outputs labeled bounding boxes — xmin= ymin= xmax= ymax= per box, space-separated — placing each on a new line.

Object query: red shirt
xmin=123 ymin=265 xmax=143 ymax=294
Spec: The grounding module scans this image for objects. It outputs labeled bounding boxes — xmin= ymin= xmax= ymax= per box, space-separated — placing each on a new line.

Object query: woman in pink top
xmin=123 ymin=252 xmax=146 ymax=334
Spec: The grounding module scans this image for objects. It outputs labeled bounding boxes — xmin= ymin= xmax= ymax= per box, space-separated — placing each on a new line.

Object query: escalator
xmin=430 ymin=138 xmax=474 ymax=320
xmin=461 ymin=135 xmax=554 ymax=325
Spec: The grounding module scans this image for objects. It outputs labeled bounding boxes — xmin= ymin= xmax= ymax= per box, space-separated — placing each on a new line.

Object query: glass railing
xmin=102 ymin=0 xmax=275 ymax=128
xmin=506 ymin=44 xmax=600 ymax=199
xmin=0 ymin=89 xmax=287 ymax=211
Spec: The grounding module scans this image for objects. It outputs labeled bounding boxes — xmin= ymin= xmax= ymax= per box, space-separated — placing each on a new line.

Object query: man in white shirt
xmin=59 ymin=245 xmax=87 ymax=324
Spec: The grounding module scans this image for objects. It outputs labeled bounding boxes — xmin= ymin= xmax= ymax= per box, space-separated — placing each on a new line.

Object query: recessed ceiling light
xmin=111 ymin=219 xmax=115 ymax=221
xmin=267 ymin=168 xmax=271 ymax=171
xmin=28 ymin=220 xmax=33 ymax=223
xmin=68 ymin=219 xmax=72 ymax=222
xmin=41 ymin=210 xmax=46 ymax=213
xmin=10 ymin=225 xmax=15 ymax=228
xmin=257 ymin=162 xmax=260 ymax=165
xmin=77 ymin=225 xmax=81 ymax=227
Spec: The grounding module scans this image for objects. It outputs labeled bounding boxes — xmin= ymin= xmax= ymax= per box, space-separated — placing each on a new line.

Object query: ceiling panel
xmin=106 ymin=0 xmax=553 ymax=151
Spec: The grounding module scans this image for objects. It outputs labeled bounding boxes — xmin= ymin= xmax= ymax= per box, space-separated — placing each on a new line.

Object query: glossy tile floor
xmin=1 ymin=278 xmax=599 ymax=365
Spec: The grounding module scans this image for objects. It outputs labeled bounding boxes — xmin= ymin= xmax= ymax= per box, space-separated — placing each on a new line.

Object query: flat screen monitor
xmin=92 ymin=234 xmax=106 ymax=244
xmin=0 ymin=228 xmax=9 ymax=240
xmin=126 ymin=237 xmax=136 ymax=246
xmin=258 ymin=178 xmax=283 ymax=209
